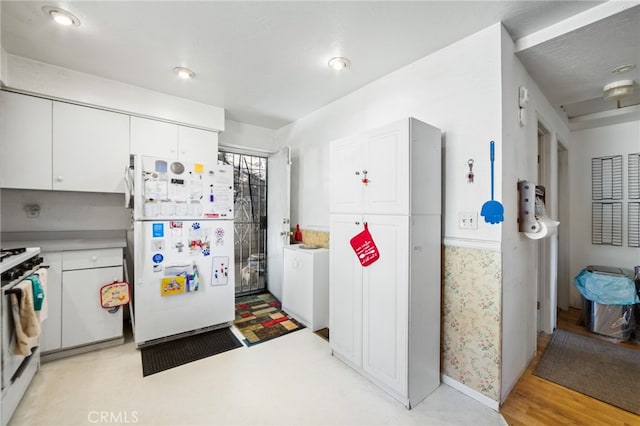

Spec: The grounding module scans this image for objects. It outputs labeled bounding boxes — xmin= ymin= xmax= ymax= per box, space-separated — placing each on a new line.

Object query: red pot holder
xmin=349 ymin=223 xmax=380 ymax=267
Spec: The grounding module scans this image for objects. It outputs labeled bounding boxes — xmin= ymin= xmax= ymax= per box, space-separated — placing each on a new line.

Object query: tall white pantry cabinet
xmin=329 ymin=117 xmax=441 ymax=409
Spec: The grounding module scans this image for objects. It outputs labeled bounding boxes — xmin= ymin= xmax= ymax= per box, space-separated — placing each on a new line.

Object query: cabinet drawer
xmin=62 ymin=248 xmax=122 ymax=270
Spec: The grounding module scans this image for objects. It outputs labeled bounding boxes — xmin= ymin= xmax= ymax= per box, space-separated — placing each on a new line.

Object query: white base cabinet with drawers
xmin=282 ymin=245 xmax=329 ymax=331
xmin=40 ymin=248 xmax=124 ymax=358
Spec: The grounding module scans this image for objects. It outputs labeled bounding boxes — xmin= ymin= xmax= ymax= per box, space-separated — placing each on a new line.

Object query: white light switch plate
xmin=458 ymin=211 xmax=478 ymax=230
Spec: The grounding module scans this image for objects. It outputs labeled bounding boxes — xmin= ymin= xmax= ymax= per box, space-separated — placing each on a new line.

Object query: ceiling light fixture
xmin=42 ymin=6 xmax=80 ymax=26
xmin=328 ymin=57 xmax=350 ymax=71
xmin=611 ymin=64 xmax=636 ymax=74
xmin=603 ymin=80 xmax=634 ymax=101
xmin=173 ymin=67 xmax=195 ymax=79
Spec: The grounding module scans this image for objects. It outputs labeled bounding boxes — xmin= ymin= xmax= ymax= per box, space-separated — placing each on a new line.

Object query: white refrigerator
xmin=132 ymin=155 xmax=235 ymax=346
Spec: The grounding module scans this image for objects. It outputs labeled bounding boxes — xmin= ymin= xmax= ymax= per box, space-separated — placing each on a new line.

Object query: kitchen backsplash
xmin=291 ymin=228 xmax=329 ymax=248
xmin=0 ymin=189 xmax=130 ymax=232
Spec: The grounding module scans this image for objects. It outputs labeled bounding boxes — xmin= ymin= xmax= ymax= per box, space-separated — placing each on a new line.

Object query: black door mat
xmin=141 ymin=327 xmax=242 ymax=377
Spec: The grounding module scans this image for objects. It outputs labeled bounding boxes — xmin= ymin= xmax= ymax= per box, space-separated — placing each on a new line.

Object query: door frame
xmin=537 ymin=120 xmax=559 ymax=334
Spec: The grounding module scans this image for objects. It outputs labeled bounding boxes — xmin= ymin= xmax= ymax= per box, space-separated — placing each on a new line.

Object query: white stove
xmin=1 ymin=246 xmax=43 ymax=426
xmin=0 ymin=248 xmax=42 ymax=278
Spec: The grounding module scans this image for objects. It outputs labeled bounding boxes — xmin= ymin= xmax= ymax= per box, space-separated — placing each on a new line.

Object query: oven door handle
xmin=10 ymin=351 xmax=36 ymax=384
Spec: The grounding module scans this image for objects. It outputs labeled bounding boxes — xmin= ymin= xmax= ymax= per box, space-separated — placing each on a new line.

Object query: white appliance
xmin=1 ymin=247 xmax=43 ymax=426
xmin=132 ymin=155 xmax=235 ymax=347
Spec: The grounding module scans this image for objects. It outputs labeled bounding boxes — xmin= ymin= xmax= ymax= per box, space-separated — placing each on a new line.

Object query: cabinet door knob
xmin=355 ymin=171 xmax=360 ymax=176
xmin=56 ymin=176 xmax=63 ymax=182
xmin=355 ymin=221 xmax=360 ymax=225
xmin=91 ymin=256 xmax=97 ymax=261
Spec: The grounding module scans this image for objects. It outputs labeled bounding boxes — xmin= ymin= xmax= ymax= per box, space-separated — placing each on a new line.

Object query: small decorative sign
xmin=161 ymin=276 xmax=186 ymax=296
xmin=100 ymin=281 xmax=130 ymax=309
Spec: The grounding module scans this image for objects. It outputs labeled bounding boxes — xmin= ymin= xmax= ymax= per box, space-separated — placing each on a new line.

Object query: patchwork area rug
xmin=140 ymin=327 xmax=242 ymax=377
xmin=234 ymin=293 xmax=304 ymax=346
xmin=533 ymin=329 xmax=640 ymax=413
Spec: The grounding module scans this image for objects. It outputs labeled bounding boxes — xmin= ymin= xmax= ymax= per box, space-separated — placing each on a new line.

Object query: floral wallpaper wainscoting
xmin=442 ymin=245 xmax=502 ymax=402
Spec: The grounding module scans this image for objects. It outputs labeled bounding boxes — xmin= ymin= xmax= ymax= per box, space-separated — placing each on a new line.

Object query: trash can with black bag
xmin=574 ymin=265 xmax=640 ymax=341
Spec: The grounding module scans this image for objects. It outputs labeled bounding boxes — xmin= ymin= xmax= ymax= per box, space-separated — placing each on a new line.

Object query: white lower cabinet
xmin=40 ymin=248 xmax=123 ymax=355
xmin=330 ymin=214 xmax=441 ymax=408
xmin=282 ymin=246 xmax=329 ymax=331
xmin=62 ymin=266 xmax=123 ymax=348
xmin=330 ymin=215 xmax=410 ymax=397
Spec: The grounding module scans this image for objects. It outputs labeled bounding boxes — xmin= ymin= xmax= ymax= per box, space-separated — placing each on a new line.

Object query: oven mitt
xmin=349 ymin=223 xmax=380 ymax=267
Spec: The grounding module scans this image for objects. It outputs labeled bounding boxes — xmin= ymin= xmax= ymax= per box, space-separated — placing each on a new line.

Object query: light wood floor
xmin=500 ymin=307 xmax=640 ymax=425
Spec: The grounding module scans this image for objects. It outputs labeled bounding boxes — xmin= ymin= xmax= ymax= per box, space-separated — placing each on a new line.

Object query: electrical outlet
xmin=458 ymin=211 xmax=478 ymax=230
xmin=24 ymin=204 xmax=41 ymax=218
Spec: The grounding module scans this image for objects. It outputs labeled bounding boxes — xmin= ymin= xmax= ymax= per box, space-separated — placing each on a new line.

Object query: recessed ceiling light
xmin=611 ymin=64 xmax=636 ymax=74
xmin=42 ymin=6 xmax=80 ymax=26
xmin=328 ymin=57 xmax=350 ymax=71
xmin=174 ymin=67 xmax=195 ymax=79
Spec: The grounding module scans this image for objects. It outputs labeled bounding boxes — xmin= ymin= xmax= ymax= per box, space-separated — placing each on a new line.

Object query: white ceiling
xmin=2 ymin=1 xmax=639 ymax=129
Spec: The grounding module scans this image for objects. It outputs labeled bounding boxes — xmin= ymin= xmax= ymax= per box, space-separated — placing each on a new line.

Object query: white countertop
xmin=1 ymin=230 xmax=127 ymax=252
xmin=286 ymin=244 xmax=329 ymax=252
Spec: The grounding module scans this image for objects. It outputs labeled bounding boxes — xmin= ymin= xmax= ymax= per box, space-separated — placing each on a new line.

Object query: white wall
xmin=0 ymin=189 xmax=130 ymax=232
xmin=276 ymin=24 xmax=504 ymax=241
xmin=219 ymin=119 xmax=277 ymax=154
xmin=568 ymin=120 xmax=640 ymax=307
xmin=499 ymin=26 xmax=570 ymax=403
xmin=3 ymin=54 xmax=224 ymax=131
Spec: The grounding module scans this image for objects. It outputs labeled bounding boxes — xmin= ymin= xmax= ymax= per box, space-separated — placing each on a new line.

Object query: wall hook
xmin=466 ymin=159 xmax=474 ymax=183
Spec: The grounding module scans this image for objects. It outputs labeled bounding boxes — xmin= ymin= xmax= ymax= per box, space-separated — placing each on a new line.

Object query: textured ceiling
xmin=2 ymin=1 xmax=638 ymax=129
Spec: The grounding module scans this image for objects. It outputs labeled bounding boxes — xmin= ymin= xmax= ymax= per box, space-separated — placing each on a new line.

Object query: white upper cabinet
xmin=130 ymin=116 xmax=218 ymax=162
xmin=329 ymin=135 xmax=364 ymax=214
xmin=0 ymin=92 xmax=52 ymax=190
xmin=52 ymin=102 xmax=129 ymax=193
xmin=130 ymin=117 xmax=178 ymax=158
xmin=329 ymin=119 xmax=410 ymax=215
xmin=178 ymin=125 xmax=218 ymax=163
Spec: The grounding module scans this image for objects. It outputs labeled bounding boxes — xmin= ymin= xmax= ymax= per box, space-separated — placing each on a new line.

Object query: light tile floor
xmin=10 ymin=328 xmax=506 ymax=425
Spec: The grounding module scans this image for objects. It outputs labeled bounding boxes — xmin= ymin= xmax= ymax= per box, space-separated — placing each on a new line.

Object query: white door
xmin=329 ymin=135 xmax=363 ymax=214
xmin=130 ymin=117 xmax=178 ymax=158
xmin=133 ymin=220 xmax=234 ymax=345
xmin=364 ymin=120 xmax=409 ymax=215
xmin=0 ymin=92 xmax=52 ymax=190
xmin=178 ymin=126 xmax=218 ymax=162
xmin=282 ymin=247 xmax=312 ymax=326
xmin=329 ymin=214 xmax=364 ymax=367
xmin=62 ymin=266 xmax=123 ymax=348
xmin=361 ymin=215 xmax=409 ymax=397
xmin=53 ymin=102 xmax=129 ymax=193
xmin=266 ymin=147 xmax=291 ymax=301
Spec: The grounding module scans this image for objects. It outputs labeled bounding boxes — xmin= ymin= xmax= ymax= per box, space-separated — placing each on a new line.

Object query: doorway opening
xmin=218 ymin=151 xmax=268 ymax=296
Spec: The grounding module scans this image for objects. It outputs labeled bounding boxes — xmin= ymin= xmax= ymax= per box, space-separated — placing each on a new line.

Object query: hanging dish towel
xmin=10 ymin=280 xmax=41 ymax=356
xmin=30 ymin=269 xmax=48 ymax=322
